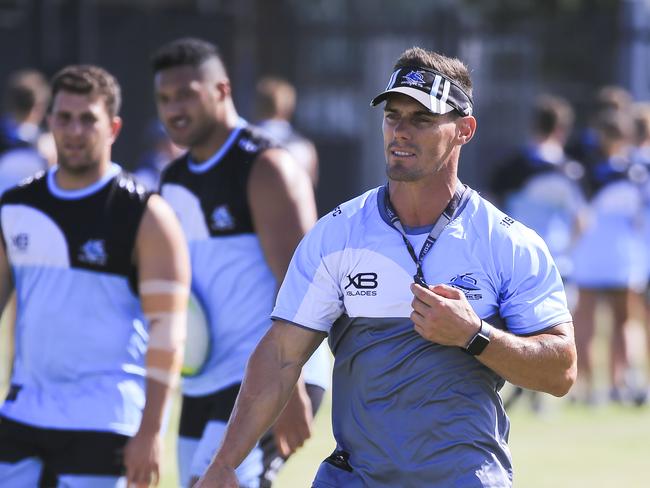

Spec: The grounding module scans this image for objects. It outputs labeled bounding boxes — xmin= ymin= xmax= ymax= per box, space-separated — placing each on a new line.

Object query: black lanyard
xmin=383 ymin=182 xmax=468 ymax=286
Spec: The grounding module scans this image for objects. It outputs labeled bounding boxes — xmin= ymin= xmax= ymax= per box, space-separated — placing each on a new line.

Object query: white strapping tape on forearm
xmin=147 ymin=312 xmax=186 ymax=350
xmin=140 ymin=280 xmax=189 ymax=296
xmin=147 ymin=366 xmax=179 ymax=388
xmin=145 ymin=311 xmax=186 ymax=387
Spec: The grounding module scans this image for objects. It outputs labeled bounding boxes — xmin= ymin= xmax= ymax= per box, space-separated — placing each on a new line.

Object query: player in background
xmin=0 ymin=70 xmax=53 ymax=196
xmin=572 ymin=109 xmax=648 ymax=405
xmin=627 ymin=102 xmax=650 ymax=405
xmin=491 ymin=94 xmax=584 ymax=283
xmin=152 ymin=38 xmax=323 ymax=487
xmin=0 ymin=64 xmax=189 ymax=487
xmin=254 ymin=76 xmax=319 ymax=187
xmin=490 ymin=94 xmax=585 ymax=411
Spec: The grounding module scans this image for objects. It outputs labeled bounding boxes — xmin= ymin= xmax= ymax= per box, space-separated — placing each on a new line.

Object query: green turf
xmin=508 ymin=398 xmax=650 ymax=488
xmin=159 ymin=390 xmax=650 ymax=488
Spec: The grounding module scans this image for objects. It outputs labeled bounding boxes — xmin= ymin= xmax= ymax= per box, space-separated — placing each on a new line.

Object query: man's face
xmin=382 ymin=93 xmax=459 ymax=182
xmin=154 ymin=65 xmax=220 ymax=149
xmin=48 ymin=91 xmax=119 ymax=174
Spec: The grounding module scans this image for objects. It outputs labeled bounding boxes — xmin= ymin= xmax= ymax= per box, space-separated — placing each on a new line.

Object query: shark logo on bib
xmin=210 ymin=205 xmax=235 ymax=231
xmin=78 ymin=239 xmax=108 ymax=266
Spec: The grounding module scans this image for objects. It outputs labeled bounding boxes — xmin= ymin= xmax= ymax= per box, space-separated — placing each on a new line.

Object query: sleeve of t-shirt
xmin=271 ymin=213 xmax=347 ymax=334
xmin=497 ymin=224 xmax=572 ymax=335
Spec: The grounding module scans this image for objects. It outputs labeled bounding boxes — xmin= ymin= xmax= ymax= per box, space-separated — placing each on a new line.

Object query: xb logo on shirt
xmin=79 ymin=239 xmax=108 ymax=266
xmin=345 ymin=272 xmax=378 ymax=297
xmin=211 ymin=205 xmax=235 ymax=231
xmin=448 ymin=273 xmax=482 ymax=300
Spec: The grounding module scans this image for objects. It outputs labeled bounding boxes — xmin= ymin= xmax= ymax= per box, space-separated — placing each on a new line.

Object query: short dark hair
xmin=394 ymin=47 xmax=472 ymax=98
xmin=532 ymin=94 xmax=574 ymax=137
xmin=50 ymin=65 xmax=121 ymax=118
xmin=4 ymin=70 xmax=50 ymax=118
xmin=151 ymin=37 xmax=225 ymax=74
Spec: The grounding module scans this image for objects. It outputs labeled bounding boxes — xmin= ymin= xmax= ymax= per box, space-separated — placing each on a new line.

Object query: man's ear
xmin=109 ymin=116 xmax=123 ymax=144
xmin=215 ymin=80 xmax=232 ymax=100
xmin=456 ymin=115 xmax=477 ymax=145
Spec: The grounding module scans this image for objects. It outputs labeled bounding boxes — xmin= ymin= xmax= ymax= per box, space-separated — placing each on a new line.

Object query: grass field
xmin=508 ymin=399 xmax=650 ymax=487
xmin=156 ymin=389 xmax=650 ymax=488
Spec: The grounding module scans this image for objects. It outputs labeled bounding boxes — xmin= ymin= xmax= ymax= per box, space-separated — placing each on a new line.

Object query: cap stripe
xmin=440 ymin=79 xmax=451 ymax=108
xmin=430 ymin=75 xmax=442 ymax=113
xmin=386 ymin=69 xmax=399 ymax=90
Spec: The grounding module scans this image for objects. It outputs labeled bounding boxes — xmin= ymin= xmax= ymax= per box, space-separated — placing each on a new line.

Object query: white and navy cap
xmin=371 ymin=66 xmax=473 ymax=116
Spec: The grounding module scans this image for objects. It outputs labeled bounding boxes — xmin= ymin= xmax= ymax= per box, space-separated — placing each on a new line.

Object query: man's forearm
xmin=139 ymin=379 xmax=170 ymax=435
xmin=477 ymin=322 xmax=577 ymax=396
xmin=210 ymin=332 xmax=303 ymax=470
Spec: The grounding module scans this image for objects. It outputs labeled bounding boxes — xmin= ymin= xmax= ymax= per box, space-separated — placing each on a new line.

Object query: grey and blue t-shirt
xmin=272 ymin=185 xmax=571 ymax=487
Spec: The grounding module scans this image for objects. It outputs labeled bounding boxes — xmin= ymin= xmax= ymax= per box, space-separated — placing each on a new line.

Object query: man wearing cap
xmin=195 ymin=47 xmax=577 ymax=488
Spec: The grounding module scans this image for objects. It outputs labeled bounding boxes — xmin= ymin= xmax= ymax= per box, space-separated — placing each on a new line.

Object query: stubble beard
xmin=175 ymin=115 xmax=221 ymax=152
xmin=385 ymin=150 xmax=452 ymax=183
xmin=385 ymin=155 xmax=445 ymax=183
xmin=385 ymin=161 xmax=426 ymax=182
xmin=57 ymin=151 xmax=102 ymax=176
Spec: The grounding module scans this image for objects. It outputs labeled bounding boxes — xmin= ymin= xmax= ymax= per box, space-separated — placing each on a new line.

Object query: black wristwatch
xmin=465 ymin=320 xmax=491 ymax=356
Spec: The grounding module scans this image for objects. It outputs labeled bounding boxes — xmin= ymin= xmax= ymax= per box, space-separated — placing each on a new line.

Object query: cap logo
xmin=403 ymin=70 xmax=426 ymax=88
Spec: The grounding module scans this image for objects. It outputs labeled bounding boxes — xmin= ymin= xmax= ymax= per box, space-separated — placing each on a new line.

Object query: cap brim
xmin=370 ymin=87 xmax=454 ymax=115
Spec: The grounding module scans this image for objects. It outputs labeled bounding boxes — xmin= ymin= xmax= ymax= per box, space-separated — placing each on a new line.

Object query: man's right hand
xmin=191 ymin=462 xmax=238 ymax=488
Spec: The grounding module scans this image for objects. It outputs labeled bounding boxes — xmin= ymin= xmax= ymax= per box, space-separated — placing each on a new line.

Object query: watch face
xmin=466 ymin=322 xmax=491 ymax=356
xmin=467 ymin=333 xmax=490 ymax=355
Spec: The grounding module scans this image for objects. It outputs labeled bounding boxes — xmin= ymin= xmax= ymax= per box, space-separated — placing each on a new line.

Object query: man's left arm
xmin=248 ymin=147 xmax=318 ymax=456
xmin=125 ymin=194 xmax=191 ymax=486
xmin=411 ymin=283 xmax=577 ymax=397
xmin=470 ymin=320 xmax=576 ymax=396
